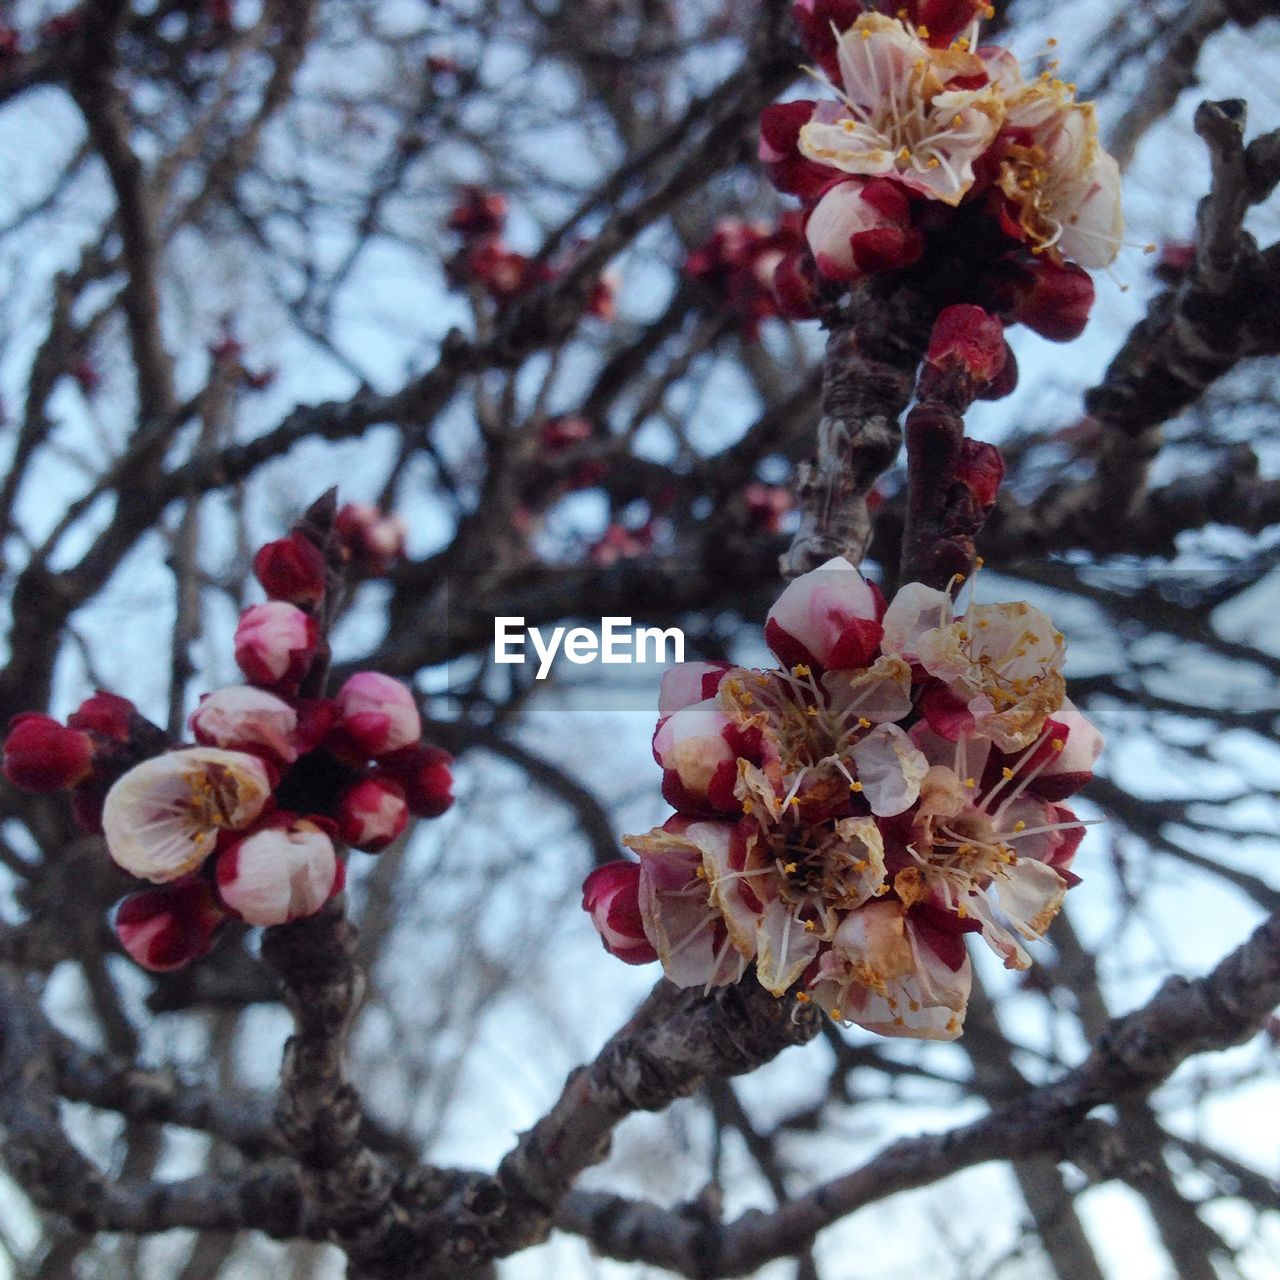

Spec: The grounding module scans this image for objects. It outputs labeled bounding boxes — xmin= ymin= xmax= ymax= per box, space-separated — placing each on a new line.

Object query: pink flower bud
xmin=337 ymin=776 xmax=409 ymax=852
xmin=652 ymin=702 xmax=748 ymax=816
xmin=216 ymin=819 xmax=340 ymax=926
xmin=657 ymin=662 xmax=733 ymax=718
xmin=3 ymin=714 xmax=93 ymax=792
xmin=67 ymin=690 xmax=136 ymax=742
xmin=253 ymin=534 xmax=327 ymax=607
xmin=114 ymin=880 xmax=225 ymax=972
xmin=335 ymin=502 xmax=407 ymax=573
xmin=806 ymin=179 xmax=921 ymax=283
xmin=233 ymin=602 xmax=318 ymax=691
xmin=381 ymin=744 xmax=454 ymax=817
xmin=335 ymin=672 xmax=421 ymax=758
xmin=743 ymin=482 xmax=792 ymax=533
xmin=582 ymin=860 xmax=657 ymax=964
xmin=926 ymin=305 xmax=1008 ymax=384
xmin=765 ymin=556 xmax=885 ymax=671
xmin=190 ymin=686 xmax=299 ymax=763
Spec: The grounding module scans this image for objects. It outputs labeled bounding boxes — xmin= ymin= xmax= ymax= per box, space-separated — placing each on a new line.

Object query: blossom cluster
xmin=3 ymin=523 xmax=453 ymax=973
xmin=584 ymin=557 xmax=1100 ymax=1039
xmin=761 ymin=0 xmax=1124 ymax=339
xmin=684 ymin=215 xmax=805 ymax=338
xmin=446 ymin=185 xmax=616 ymax=319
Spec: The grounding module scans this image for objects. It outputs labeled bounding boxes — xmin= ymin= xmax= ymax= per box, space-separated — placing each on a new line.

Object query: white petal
xmin=822 ymin=655 xmax=913 ymax=725
xmin=755 ymin=898 xmax=820 ymax=996
xmin=881 ymin=583 xmax=954 ymax=661
xmin=848 ymin=724 xmax=929 ymax=816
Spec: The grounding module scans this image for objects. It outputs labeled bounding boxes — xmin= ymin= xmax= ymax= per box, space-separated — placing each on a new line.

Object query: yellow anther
xmin=783 ymin=862 xmax=798 ymax=874
xmin=695 ymin=866 xmax=707 ymax=879
xmin=1001 ymin=767 xmax=1014 ymax=780
xmin=806 ymin=705 xmax=819 ymax=717
xmin=964 ymin=777 xmax=977 ymax=789
xmin=926 ymin=157 xmax=940 ymax=168
xmin=1046 ymin=36 xmax=1058 ymax=46
xmin=857 ymin=717 xmax=871 ymax=729
xmin=952 ymin=114 xmax=964 ymax=127
xmin=1144 ymin=243 xmax=1157 ymax=254
xmin=742 ymin=799 xmax=754 ymax=814
xmin=1013 ymin=820 xmax=1026 ymax=832
xmin=788 ymin=796 xmax=800 ymax=807
xmin=916 ymin=24 xmax=930 ymax=37
xmin=954 ymin=572 xmax=966 ymax=583
xmin=850 ymin=780 xmax=863 ymax=793
xmin=830 ymin=1007 xmax=843 ymax=1020
xmin=975 ymin=556 xmax=985 ymax=568
xmin=792 ymin=664 xmax=811 ymax=678
xmin=953 ymin=37 xmax=970 ymax=51
xmin=795 ymin=990 xmax=811 ymax=1003
xmin=804 ymin=919 xmax=816 ymax=932
xmin=897 ymin=146 xmax=912 ymax=161
xmin=1051 ymin=738 xmax=1065 ymax=752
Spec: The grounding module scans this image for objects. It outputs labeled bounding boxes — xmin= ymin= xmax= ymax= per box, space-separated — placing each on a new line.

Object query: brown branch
xmin=998 ymin=100 xmax=1280 ymax=559
xmin=782 ymin=284 xmax=934 ymax=577
xmin=553 ymin=909 xmax=1280 ymax=1275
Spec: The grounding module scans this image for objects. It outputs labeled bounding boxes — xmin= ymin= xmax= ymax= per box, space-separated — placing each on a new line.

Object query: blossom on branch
xmin=585 ymin=557 xmax=1101 ymax=1040
xmin=763 ymin=4 xmax=1124 ymax=333
xmin=3 ymin=504 xmax=455 ymax=972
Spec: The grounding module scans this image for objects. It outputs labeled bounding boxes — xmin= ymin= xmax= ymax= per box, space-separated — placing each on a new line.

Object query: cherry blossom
xmin=796 ymin=15 xmax=1004 ymax=207
xmin=102 ymin=747 xmax=272 ymax=883
xmin=586 ymin=558 xmax=1101 ymax=1041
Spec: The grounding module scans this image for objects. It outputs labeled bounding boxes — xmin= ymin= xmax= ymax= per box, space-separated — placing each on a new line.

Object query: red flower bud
xmin=114 ymin=880 xmax=225 ymax=972
xmin=3 ymin=714 xmax=93 ymax=792
xmin=926 ymin=305 xmax=1008 ymax=384
xmin=67 ymin=690 xmax=136 ymax=742
xmin=448 ymin=186 xmax=507 ymax=239
xmin=772 ymin=250 xmax=822 ymax=320
xmin=1008 ymin=259 xmax=1095 ymax=342
xmin=953 ymin=438 xmax=1005 ymax=512
xmin=582 ymin=861 xmax=657 ymax=964
xmin=336 ymin=775 xmax=409 ymax=852
xmin=253 ymin=534 xmax=327 ymax=607
xmin=381 ymin=744 xmax=454 ymax=818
